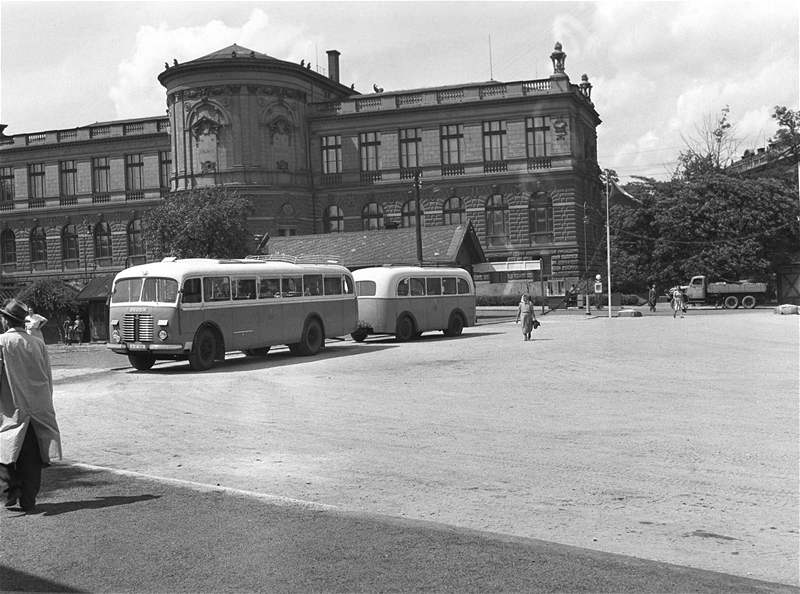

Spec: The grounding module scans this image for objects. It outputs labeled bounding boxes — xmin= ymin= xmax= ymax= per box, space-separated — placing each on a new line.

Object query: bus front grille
xmin=121 ymin=313 xmax=154 ymax=342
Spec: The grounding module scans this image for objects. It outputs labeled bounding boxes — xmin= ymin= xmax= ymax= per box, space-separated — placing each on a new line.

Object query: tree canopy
xmin=144 ymin=187 xmax=253 ymax=259
xmin=15 ymin=279 xmax=80 ymax=330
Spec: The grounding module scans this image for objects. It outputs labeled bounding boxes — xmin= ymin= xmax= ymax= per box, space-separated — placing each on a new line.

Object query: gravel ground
xmin=46 ymin=307 xmax=799 ymax=586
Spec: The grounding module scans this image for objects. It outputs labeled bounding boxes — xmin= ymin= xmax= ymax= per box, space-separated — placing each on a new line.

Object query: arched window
xmin=94 ymin=221 xmax=112 ymax=265
xmin=529 ymin=191 xmax=554 ymax=244
xmin=323 ymin=205 xmax=345 ymax=233
xmin=401 ymin=200 xmax=424 ymax=228
xmin=485 ymin=194 xmax=507 ymax=241
xmin=30 ymin=226 xmax=47 ymax=270
xmin=361 ymin=202 xmax=384 ymax=230
xmin=443 ymin=196 xmax=465 ymax=225
xmin=1 ymin=228 xmax=16 ymax=268
xmin=127 ymin=219 xmax=145 ymax=265
xmin=61 ymin=224 xmax=79 ymax=269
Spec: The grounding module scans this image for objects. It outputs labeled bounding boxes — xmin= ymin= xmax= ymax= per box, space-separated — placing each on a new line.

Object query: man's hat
xmin=0 ymin=299 xmax=29 ymax=324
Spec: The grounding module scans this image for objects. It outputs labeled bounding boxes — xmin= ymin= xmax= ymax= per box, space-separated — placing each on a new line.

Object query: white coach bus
xmin=351 ymin=266 xmax=476 ymax=341
xmin=108 ymin=257 xmax=357 ymax=371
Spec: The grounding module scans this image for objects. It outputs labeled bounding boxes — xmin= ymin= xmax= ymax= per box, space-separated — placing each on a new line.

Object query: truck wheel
xmin=741 ymin=295 xmax=756 ymax=309
xmin=723 ymin=295 xmax=739 ymax=309
xmin=395 ymin=314 xmax=415 ymax=341
xmin=128 ymin=352 xmax=155 ymax=371
xmin=296 ymin=318 xmax=324 ymax=356
xmin=443 ymin=312 xmax=464 ymax=337
xmin=189 ymin=327 xmax=218 ymax=371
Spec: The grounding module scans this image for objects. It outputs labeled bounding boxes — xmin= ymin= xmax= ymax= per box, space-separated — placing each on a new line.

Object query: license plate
xmin=127 ymin=343 xmax=148 ymax=351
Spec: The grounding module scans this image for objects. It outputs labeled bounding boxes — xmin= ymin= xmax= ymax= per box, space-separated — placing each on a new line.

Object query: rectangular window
xmin=282 ymin=276 xmax=302 ymax=297
xmin=125 ymin=154 xmax=144 ymax=191
xmin=159 ymin=151 xmax=172 ymax=190
xmin=259 ymin=278 xmax=280 ymax=298
xmin=182 ymin=278 xmax=202 ymax=303
xmin=546 ymin=279 xmax=566 ymax=296
xmin=232 ymin=278 xmax=257 ymax=300
xmin=426 ymin=277 xmax=442 ymax=296
xmin=440 ymin=124 xmax=463 ymax=165
xmin=359 ymin=131 xmax=381 ymax=172
xmin=0 ymin=167 xmax=14 ymax=204
xmin=399 ymin=128 xmax=420 ymax=170
xmin=410 ymin=277 xmax=426 ymax=296
xmin=28 ymin=163 xmax=45 ymax=198
xmin=303 ymin=274 xmax=323 ymax=296
xmin=321 ymin=135 xmax=342 ymax=174
xmin=526 ymin=116 xmax=551 ymax=157
xmin=457 ymin=278 xmax=471 ymax=294
xmin=323 ymin=276 xmax=343 ymax=295
xmin=92 ymin=157 xmax=110 ymax=194
xmin=59 ymin=160 xmax=77 ymax=197
xmin=482 ymin=121 xmax=506 ymax=162
xmin=203 ymin=277 xmax=231 ymax=302
xmin=442 ymin=277 xmax=457 ymax=295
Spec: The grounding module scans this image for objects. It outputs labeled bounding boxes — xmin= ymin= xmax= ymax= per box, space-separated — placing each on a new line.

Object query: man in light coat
xmin=0 ymin=299 xmax=62 ymax=513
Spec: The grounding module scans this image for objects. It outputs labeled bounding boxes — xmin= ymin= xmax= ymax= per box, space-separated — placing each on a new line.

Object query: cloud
xmin=108 ymin=9 xmax=313 ymax=120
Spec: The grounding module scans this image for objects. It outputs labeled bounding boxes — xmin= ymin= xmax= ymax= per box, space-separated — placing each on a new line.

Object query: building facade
xmin=0 ymin=42 xmax=603 ymax=299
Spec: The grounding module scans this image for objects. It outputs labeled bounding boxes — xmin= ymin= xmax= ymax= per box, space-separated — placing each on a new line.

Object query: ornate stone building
xmin=0 ymin=41 xmax=603 ymax=300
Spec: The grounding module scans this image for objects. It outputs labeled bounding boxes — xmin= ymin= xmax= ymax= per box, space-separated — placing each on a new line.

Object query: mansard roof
xmin=193 ymin=44 xmax=274 ymax=63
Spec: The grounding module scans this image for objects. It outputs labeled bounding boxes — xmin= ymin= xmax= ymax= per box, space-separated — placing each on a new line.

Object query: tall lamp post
xmin=603 ymin=170 xmax=612 ymax=319
xmin=583 ymin=202 xmax=591 ymax=315
xmin=412 ymin=170 xmax=424 ymax=266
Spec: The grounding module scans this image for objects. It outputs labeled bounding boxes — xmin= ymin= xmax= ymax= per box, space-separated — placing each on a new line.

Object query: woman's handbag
xmin=532 ymin=319 xmax=541 ymax=329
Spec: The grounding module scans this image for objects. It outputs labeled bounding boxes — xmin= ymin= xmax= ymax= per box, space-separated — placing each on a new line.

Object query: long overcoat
xmin=0 ymin=328 xmax=62 ymax=464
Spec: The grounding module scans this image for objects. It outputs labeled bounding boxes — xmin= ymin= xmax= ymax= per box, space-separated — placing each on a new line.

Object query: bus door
xmin=180 ymin=277 xmax=205 ymax=338
xmin=231 ymin=277 xmax=258 ymax=349
xmin=425 ymin=276 xmax=444 ymax=329
xmin=257 ymin=276 xmax=285 ymax=344
xmin=203 ymin=276 xmax=233 ymax=345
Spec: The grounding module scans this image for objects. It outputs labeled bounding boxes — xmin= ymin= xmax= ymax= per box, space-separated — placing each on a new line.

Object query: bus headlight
xmin=158 ymin=329 xmax=169 ymax=341
xmin=111 ymin=330 xmax=121 ymax=344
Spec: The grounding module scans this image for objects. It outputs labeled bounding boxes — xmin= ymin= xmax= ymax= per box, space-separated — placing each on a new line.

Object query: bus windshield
xmin=111 ymin=277 xmax=180 ymax=304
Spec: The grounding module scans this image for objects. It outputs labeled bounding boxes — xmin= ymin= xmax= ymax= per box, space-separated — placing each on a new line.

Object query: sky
xmin=1 ymin=0 xmax=798 ymax=181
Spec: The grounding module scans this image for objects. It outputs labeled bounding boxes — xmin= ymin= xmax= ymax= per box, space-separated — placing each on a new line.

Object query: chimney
xmin=326 ymin=50 xmax=340 ymax=83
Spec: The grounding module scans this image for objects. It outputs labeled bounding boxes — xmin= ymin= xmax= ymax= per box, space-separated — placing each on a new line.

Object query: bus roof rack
xmin=245 ymin=254 xmax=342 ymax=265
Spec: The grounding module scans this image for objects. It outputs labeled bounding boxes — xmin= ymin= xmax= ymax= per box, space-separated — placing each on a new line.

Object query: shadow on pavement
xmin=0 ymin=565 xmax=84 ymax=593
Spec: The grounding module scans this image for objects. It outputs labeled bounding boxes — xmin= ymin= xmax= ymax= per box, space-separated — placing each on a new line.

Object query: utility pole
xmin=604 ymin=170 xmax=612 ymax=319
xmin=412 ymin=170 xmax=423 ymax=266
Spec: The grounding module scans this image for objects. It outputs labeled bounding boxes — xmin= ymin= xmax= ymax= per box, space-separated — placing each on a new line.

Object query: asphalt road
xmin=2 ymin=305 xmax=798 ymax=592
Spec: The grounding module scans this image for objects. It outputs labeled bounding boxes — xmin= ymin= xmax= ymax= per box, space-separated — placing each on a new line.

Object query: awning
xmin=473 ymin=260 xmax=542 ymax=273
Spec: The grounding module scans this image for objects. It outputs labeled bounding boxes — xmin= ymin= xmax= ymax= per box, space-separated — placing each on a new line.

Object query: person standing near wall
xmin=515 ymin=294 xmax=537 ymax=341
xmin=0 ymin=299 xmax=62 ymax=513
xmin=648 ymin=284 xmax=658 ymax=312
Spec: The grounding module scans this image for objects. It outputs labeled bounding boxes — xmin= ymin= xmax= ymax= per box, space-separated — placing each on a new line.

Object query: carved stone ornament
xmin=276 ymin=160 xmax=289 ymax=171
xmin=552 ymin=117 xmax=568 ymax=139
xmin=192 ymin=115 xmax=221 ymax=139
xmin=201 ymin=161 xmax=217 ymax=174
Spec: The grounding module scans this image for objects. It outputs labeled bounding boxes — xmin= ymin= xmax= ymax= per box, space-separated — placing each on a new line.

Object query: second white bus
xmin=351 ymin=266 xmax=476 ymax=341
xmin=108 ymin=257 xmax=357 ymax=371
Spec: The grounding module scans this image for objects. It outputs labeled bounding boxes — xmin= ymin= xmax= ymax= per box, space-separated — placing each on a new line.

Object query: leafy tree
xmin=144 ymin=187 xmax=253 ymax=259
xmin=15 ymin=279 xmax=81 ymax=339
xmin=609 ymin=173 xmax=799 ymax=293
xmin=769 ymin=105 xmax=800 ymax=163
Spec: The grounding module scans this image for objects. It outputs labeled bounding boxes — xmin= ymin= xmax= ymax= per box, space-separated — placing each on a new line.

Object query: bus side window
xmin=356 ymin=280 xmax=376 ymax=296
xmin=304 ymin=274 xmax=323 ymax=296
xmin=397 ymin=279 xmax=409 ymax=297
xmin=410 ymin=277 xmax=426 ymax=296
xmin=204 ymin=276 xmax=231 ymax=301
xmin=233 ymin=278 xmax=256 ymax=300
xmin=457 ymin=278 xmax=471 ymax=294
xmin=324 ymin=276 xmax=342 ymax=295
xmin=283 ymin=276 xmax=302 ymax=297
xmin=343 ymin=276 xmax=354 ymax=295
xmin=426 ymin=277 xmax=442 ymax=296
xmin=182 ymin=278 xmax=202 ymax=303
xmin=442 ymin=277 xmax=457 ymax=295
xmin=259 ymin=278 xmax=280 ymax=298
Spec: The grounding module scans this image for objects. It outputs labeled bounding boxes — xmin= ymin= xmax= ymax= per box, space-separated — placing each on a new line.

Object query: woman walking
xmin=515 ymin=294 xmax=537 ymax=341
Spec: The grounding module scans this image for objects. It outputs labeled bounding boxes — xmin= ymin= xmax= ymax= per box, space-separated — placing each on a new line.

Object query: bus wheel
xmin=297 ymin=318 xmax=324 ymax=356
xmin=351 ymin=329 xmax=368 ymax=342
xmin=444 ymin=312 xmax=464 ymax=337
xmin=723 ymin=295 xmax=739 ymax=309
xmin=189 ymin=327 xmax=218 ymax=371
xmin=243 ymin=347 xmax=270 ymax=357
xmin=395 ymin=315 xmax=415 ymax=342
xmin=128 ymin=352 xmax=155 ymax=371
xmin=741 ymin=295 xmax=756 ymax=309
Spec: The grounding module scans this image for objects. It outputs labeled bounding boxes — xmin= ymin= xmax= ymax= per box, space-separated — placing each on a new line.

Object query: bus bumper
xmin=108 ymin=343 xmax=188 ymax=355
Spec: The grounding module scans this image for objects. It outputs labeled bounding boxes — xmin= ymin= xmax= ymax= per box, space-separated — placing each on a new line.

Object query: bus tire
xmin=351 ymin=329 xmax=368 ymax=342
xmin=741 ymin=295 xmax=757 ymax=309
xmin=444 ymin=312 xmax=465 ymax=337
xmin=243 ymin=347 xmax=270 ymax=357
xmin=189 ymin=327 xmax=218 ymax=371
xmin=723 ymin=295 xmax=739 ymax=309
xmin=128 ymin=352 xmax=156 ymax=371
xmin=395 ymin=314 xmax=415 ymax=342
xmin=296 ymin=317 xmax=324 ymax=356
